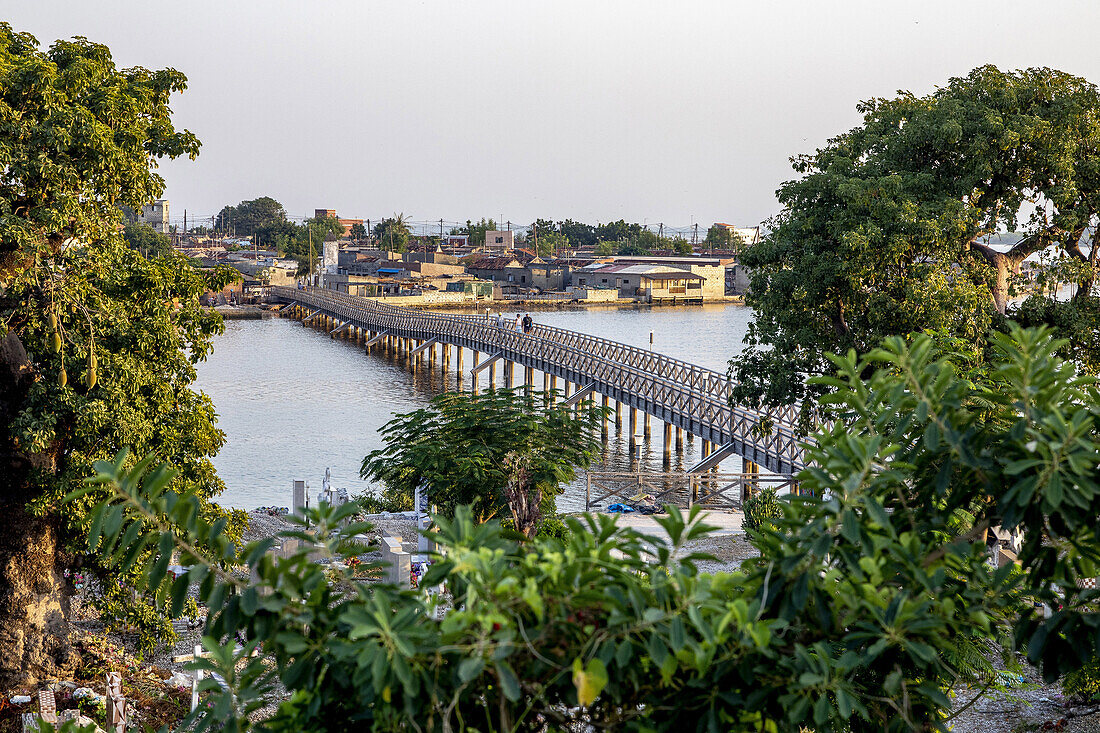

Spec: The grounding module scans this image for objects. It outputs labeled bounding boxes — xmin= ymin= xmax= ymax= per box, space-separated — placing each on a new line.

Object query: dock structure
xmin=270 ymin=287 xmax=810 ymax=475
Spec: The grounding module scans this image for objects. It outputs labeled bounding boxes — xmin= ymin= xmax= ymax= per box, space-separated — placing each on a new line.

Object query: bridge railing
xmin=271 ymin=287 xmax=811 ymax=471
xmin=527 ymin=322 xmax=806 ymax=429
xmin=585 ymin=471 xmax=799 ymax=511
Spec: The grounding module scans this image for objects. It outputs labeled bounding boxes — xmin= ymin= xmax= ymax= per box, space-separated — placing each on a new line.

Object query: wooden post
xmin=549 ymin=375 xmax=557 ymax=401
xmin=488 ymin=360 xmax=497 ymax=391
xmin=504 ymin=360 xmax=514 ymax=389
xmin=644 ymin=412 xmax=651 ymax=438
xmin=456 ymin=346 xmax=463 ymax=376
xmin=615 ymin=400 xmax=622 ymax=431
xmin=675 ymin=426 xmax=683 ymax=451
xmin=524 ymin=366 xmax=534 ymax=397
xmin=564 ymin=381 xmax=573 ymax=400
xmin=663 ymin=422 xmax=672 ymax=465
xmin=629 ymin=408 xmax=638 ymax=457
xmin=601 ymin=394 xmax=609 ymax=439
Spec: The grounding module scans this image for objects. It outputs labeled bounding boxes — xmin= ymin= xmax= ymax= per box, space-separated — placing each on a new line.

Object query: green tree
xmin=671 ymin=236 xmax=693 ymax=255
xmin=348 ymin=222 xmax=367 ymax=241
xmin=558 ymin=218 xmax=597 ymax=248
xmin=453 ymin=217 xmax=498 ymax=249
xmin=374 ymin=214 xmax=411 ymax=253
xmin=214 ymin=196 xmax=287 ymax=237
xmin=617 ymin=241 xmax=650 ymax=256
xmin=0 ymin=24 xmax=239 ymax=685
xmin=361 ymin=387 xmax=606 ymax=524
xmin=594 ymin=240 xmax=615 ymax=256
xmin=122 ymin=222 xmax=173 ymax=259
xmin=86 ymin=325 xmax=1100 ymax=732
xmin=734 ymin=65 xmax=1100 ymax=409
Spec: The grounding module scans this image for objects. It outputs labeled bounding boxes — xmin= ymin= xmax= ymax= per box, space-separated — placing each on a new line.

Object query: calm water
xmin=193 ymin=304 xmax=755 ymax=511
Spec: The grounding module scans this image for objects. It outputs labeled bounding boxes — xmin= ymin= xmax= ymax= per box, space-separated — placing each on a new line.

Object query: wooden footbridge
xmin=268 ymin=286 xmax=810 ymax=477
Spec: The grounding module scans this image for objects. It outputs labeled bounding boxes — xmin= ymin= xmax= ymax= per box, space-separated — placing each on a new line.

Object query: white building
xmin=138 ymin=200 xmax=170 ymax=234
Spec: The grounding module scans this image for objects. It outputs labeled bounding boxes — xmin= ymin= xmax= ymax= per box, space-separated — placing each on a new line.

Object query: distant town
xmin=126 ymin=198 xmax=756 ymax=307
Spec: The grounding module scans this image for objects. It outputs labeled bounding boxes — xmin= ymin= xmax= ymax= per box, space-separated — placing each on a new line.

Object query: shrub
xmin=743 ymin=485 xmax=783 ymax=531
xmin=84 ymin=326 xmax=1100 ymax=731
xmin=1064 ymin=656 xmax=1100 ymax=701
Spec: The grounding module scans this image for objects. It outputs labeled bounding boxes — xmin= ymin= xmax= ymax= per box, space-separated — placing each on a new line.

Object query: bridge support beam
xmin=562 ymin=383 xmax=596 ymax=407
xmin=644 ymin=412 xmax=651 ymax=438
xmin=408 ymin=338 xmax=438 ymax=359
xmin=488 ymin=361 xmax=497 ymax=390
xmin=675 ymin=427 xmax=683 ymax=450
xmin=524 ymin=366 xmax=534 ymax=397
xmin=628 ymin=408 xmax=638 ymax=458
xmin=503 ymin=360 xmax=514 ymax=389
xmin=548 ymin=375 xmax=558 ymax=401
xmin=456 ymin=346 xmax=463 ymax=376
xmin=687 ymin=442 xmax=742 ymax=475
xmin=564 ymin=381 xmax=573 ymax=401
xmin=614 ymin=400 xmax=622 ymax=431
xmin=663 ymin=423 xmax=672 ymax=466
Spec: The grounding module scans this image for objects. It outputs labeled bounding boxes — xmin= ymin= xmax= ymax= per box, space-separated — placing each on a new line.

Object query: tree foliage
xmin=734 ymin=65 xmax=1100 ymax=409
xmin=122 ymin=222 xmax=173 ymax=259
xmin=215 ymin=196 xmax=287 ymax=237
xmin=361 ymin=387 xmax=607 ymax=523
xmin=0 ymin=23 xmax=240 ymax=680
xmin=374 ymin=214 xmax=411 ymax=253
xmin=85 ymin=324 xmax=1100 ymax=731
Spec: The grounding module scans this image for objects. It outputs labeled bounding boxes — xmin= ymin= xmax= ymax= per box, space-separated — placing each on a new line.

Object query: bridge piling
xmin=504 ymin=360 xmax=514 ymax=389
xmin=663 ymin=423 xmax=672 ymax=465
xmin=601 ymin=395 xmax=609 ymax=439
xmin=615 ymin=401 xmax=622 ymax=431
xmin=675 ymin=426 xmax=683 ymax=450
xmin=524 ymin=366 xmax=534 ymax=397
xmin=628 ymin=408 xmax=638 ymax=458
xmin=488 ymin=361 xmax=497 ymax=391
xmin=644 ymin=412 xmax=651 ymax=438
xmin=549 ymin=375 xmax=558 ymax=401
xmin=564 ymin=381 xmax=573 ymax=401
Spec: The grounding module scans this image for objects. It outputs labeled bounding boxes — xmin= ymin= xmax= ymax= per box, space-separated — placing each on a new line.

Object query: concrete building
xmin=711 ymin=223 xmax=761 ymax=247
xmin=138 ymin=200 xmax=170 ymax=234
xmin=484 ymin=230 xmax=514 ymax=252
xmin=466 ymin=256 xmax=528 ymax=286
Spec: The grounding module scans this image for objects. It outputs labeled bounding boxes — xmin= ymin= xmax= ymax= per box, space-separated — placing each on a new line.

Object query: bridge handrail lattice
xmin=269 ymin=287 xmax=811 ymax=471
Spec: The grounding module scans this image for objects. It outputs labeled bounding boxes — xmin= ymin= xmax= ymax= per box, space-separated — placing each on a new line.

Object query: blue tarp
xmin=378 ymin=268 xmax=401 ymax=274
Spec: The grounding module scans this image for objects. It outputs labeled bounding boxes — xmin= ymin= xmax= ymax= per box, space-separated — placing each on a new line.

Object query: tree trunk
xmin=972 ymin=238 xmax=1040 ymax=315
xmin=0 ymin=331 xmax=76 ymax=687
xmin=0 ymin=511 xmax=77 ymax=688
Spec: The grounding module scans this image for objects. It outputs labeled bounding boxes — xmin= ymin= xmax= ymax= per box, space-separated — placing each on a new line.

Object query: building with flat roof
xmin=138 ymin=200 xmax=170 ymax=234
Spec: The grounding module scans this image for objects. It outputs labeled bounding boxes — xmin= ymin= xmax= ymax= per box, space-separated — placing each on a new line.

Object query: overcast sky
xmin=11 ymin=1 xmax=1100 ymax=232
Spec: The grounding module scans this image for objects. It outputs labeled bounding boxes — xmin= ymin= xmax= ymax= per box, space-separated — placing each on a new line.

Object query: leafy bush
xmin=742 ymin=485 xmax=783 ymax=531
xmin=81 ymin=325 xmax=1100 ymax=731
xmin=1064 ymin=656 xmax=1100 ymax=701
xmin=354 ymin=483 xmax=413 ymax=514
xmin=361 ymin=387 xmax=608 ymax=524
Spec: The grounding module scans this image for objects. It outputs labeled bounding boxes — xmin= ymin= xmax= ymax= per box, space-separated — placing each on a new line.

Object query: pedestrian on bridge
xmin=522 ymin=313 xmax=533 ymax=334
xmin=514 ymin=313 xmax=522 ymax=331
xmin=495 ymin=312 xmax=505 ymax=329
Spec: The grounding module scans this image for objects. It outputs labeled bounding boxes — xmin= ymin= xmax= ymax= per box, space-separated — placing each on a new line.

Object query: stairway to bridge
xmin=269 ymin=286 xmax=809 ymax=475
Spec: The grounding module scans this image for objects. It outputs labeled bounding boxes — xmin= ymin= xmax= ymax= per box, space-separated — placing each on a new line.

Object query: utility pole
xmin=183 ymin=209 xmax=187 ymax=236
xmin=692 ymin=223 xmax=698 ymax=247
xmin=658 ymin=222 xmax=664 ymax=239
xmin=532 ymin=220 xmax=538 ymax=257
